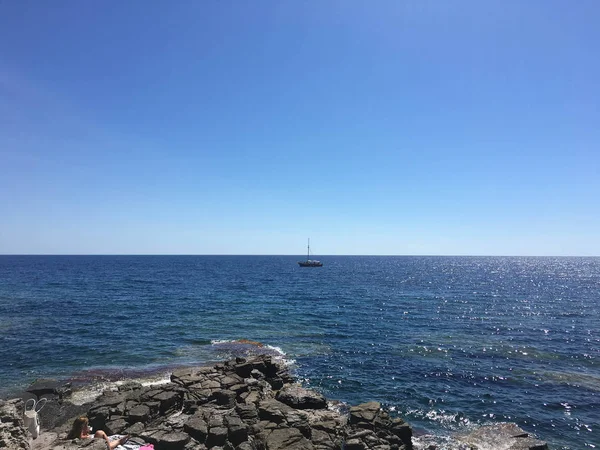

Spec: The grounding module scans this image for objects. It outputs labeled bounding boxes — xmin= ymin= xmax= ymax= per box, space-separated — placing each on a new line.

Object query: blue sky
xmin=1 ymin=1 xmax=598 ymax=255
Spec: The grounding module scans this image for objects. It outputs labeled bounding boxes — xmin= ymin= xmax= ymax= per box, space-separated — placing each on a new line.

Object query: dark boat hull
xmin=298 ymin=261 xmax=323 ymax=267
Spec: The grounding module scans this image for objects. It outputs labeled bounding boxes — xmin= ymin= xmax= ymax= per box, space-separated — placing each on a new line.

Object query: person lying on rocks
xmin=67 ymin=416 xmax=130 ymax=449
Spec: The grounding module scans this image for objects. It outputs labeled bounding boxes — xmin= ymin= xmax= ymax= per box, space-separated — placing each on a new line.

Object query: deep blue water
xmin=0 ymin=256 xmax=598 ymax=449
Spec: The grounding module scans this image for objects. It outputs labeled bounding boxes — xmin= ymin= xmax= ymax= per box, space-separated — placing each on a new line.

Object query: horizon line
xmin=1 ymin=254 xmax=598 ymax=258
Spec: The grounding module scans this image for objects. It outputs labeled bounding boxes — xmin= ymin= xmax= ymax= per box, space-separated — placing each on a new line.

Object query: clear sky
xmin=1 ymin=1 xmax=598 ymax=255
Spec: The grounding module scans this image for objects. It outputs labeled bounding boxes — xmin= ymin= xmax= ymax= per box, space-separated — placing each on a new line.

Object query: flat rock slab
xmin=456 ymin=423 xmax=548 ymax=450
xmin=265 ymin=427 xmax=315 ymax=450
xmin=155 ymin=431 xmax=191 ymax=450
xmin=26 ymin=380 xmax=67 ymax=397
xmin=349 ymin=401 xmax=381 ymax=424
xmin=275 ymin=385 xmax=327 ymax=410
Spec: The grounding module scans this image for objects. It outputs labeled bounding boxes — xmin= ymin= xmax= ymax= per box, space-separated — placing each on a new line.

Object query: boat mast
xmin=307 ymin=238 xmax=310 ymax=260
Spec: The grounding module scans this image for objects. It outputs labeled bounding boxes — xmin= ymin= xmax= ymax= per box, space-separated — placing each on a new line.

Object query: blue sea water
xmin=0 ymin=255 xmax=598 ymax=449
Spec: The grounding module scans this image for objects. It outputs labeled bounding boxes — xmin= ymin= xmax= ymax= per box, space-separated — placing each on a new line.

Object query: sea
xmin=0 ymin=255 xmax=598 ymax=449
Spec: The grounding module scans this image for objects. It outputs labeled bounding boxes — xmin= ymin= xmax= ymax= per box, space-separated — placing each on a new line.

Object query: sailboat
xmin=298 ymin=239 xmax=323 ymax=267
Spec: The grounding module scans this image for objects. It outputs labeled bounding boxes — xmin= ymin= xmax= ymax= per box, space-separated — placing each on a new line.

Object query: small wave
xmin=210 ymin=339 xmax=294 ymax=366
xmin=404 ymin=407 xmax=474 ymax=431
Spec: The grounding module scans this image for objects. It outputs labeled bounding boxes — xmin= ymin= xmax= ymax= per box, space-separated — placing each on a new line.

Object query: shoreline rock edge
xmin=2 ymin=355 xmax=548 ymax=450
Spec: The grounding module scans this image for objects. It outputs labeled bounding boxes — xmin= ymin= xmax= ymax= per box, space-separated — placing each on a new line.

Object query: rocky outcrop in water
xmin=7 ymin=355 xmax=549 ymax=450
xmin=83 ymin=355 xmax=413 ymax=450
xmin=455 ymin=423 xmax=549 ymax=450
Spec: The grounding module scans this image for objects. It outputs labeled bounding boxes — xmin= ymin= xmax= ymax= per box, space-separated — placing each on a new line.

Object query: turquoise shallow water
xmin=0 ymin=255 xmax=598 ymax=449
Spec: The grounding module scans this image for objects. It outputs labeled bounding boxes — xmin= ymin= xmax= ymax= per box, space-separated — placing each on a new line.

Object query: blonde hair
xmin=67 ymin=416 xmax=89 ymax=439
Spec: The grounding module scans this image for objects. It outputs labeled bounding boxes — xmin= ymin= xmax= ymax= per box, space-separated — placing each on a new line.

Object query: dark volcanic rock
xmin=157 ymin=431 xmax=191 ymax=450
xmin=224 ymin=415 xmax=248 ymax=445
xmin=236 ymin=404 xmax=259 ymax=423
xmin=105 ymin=417 xmax=128 ymax=435
xmin=391 ymin=417 xmax=412 ymax=445
xmin=212 ymin=389 xmax=236 ymax=408
xmin=275 ymin=385 xmax=327 ymax=410
xmin=349 ymin=401 xmax=381 ymax=426
xmin=184 ymin=413 xmax=208 ymax=442
xmin=155 ymin=390 xmax=183 ymax=413
xmin=206 ymin=426 xmax=228 ymax=447
xmin=258 ymin=399 xmax=292 ymax=423
xmin=26 ymin=379 xmax=71 ymax=399
xmin=128 ymin=404 xmax=151 ymax=423
xmin=0 ymin=354 xmax=549 ymax=450
xmin=264 ymin=427 xmax=314 ymax=450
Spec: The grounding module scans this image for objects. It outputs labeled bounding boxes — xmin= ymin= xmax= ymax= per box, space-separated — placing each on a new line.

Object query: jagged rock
xmin=172 ymin=367 xmax=216 ymax=387
xmin=32 ymin=396 xmax=91 ymax=430
xmin=275 ymin=385 xmax=327 ymax=410
xmin=208 ymin=414 xmax=225 ymax=429
xmin=154 ymin=390 xmax=183 ymax=413
xmin=141 ymin=389 xmax=164 ymax=403
xmin=212 ymin=390 xmax=236 ymax=408
xmin=87 ymin=405 xmax=111 ymax=431
xmin=455 ymin=423 xmax=548 ymax=450
xmin=235 ymin=363 xmax=258 ymax=379
xmin=236 ymin=404 xmax=259 ymax=424
xmin=349 ymin=401 xmax=381 ymax=426
xmin=221 ymin=375 xmax=244 ymax=388
xmin=206 ymin=426 xmax=228 ymax=447
xmin=390 ymin=418 xmax=412 ymax=448
xmin=26 ymin=380 xmax=72 ymax=399
xmin=104 ymin=417 xmax=128 ymax=435
xmin=310 ymin=428 xmax=339 ymax=449
xmin=118 ymin=381 xmax=143 ymax=392
xmin=94 ymin=391 xmax=133 ymax=408
xmin=197 ymin=380 xmax=221 ymax=390
xmin=235 ymin=442 xmax=255 ymax=450
xmin=267 ymin=377 xmax=284 ymax=390
xmin=128 ymin=404 xmax=151 ymax=423
xmin=224 ymin=415 xmax=248 ymax=445
xmin=258 ymin=399 xmax=292 ymax=423
xmin=283 ymin=409 xmax=311 ymax=439
xmin=0 ymin=399 xmax=30 ymax=450
xmin=165 ymin=412 xmax=193 ymax=429
xmin=184 ymin=414 xmax=208 ymax=442
xmin=241 ymin=390 xmax=262 ymax=406
xmin=344 ymin=438 xmax=366 ymax=450
xmin=184 ymin=439 xmax=208 ymax=450
xmin=153 ymin=430 xmax=191 ymax=450
xmin=123 ymin=421 xmax=145 ymax=435
xmin=263 ymin=427 xmax=314 ymax=450
xmin=3 ymin=355 xmax=550 ymax=450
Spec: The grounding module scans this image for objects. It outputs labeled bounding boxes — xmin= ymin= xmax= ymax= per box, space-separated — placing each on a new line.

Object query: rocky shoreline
xmin=1 ymin=355 xmax=549 ymax=450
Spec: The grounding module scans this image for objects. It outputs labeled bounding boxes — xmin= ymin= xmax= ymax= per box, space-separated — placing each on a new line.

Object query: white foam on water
xmin=413 ymin=434 xmax=470 ymax=450
xmin=210 ymin=339 xmax=233 ymax=345
xmin=210 ymin=339 xmax=296 ymax=366
xmin=404 ymin=407 xmax=475 ymax=431
xmin=264 ymin=344 xmax=296 ymax=366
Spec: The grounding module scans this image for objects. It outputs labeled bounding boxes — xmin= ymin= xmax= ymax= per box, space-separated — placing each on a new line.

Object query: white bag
xmin=23 ymin=398 xmax=47 ymax=439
